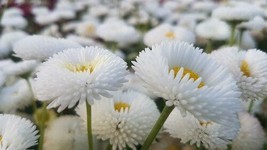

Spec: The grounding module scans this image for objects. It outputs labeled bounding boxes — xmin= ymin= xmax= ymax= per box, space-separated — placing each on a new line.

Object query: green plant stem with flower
xmin=86 ymin=101 xmax=94 ymax=150
xmin=38 ymin=102 xmax=47 ymax=150
xmin=140 ymin=105 xmax=175 ymax=150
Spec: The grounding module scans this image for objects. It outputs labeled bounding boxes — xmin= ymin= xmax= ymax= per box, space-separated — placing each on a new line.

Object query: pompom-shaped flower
xmin=133 ymin=41 xmax=241 ymax=124
xmin=210 ymin=47 xmax=267 ymax=101
xmin=44 ymin=116 xmax=88 ymax=150
xmin=13 ymin=35 xmax=82 ymax=61
xmin=232 ymin=112 xmax=265 ymax=150
xmin=196 ymin=19 xmax=230 ymax=41
xmin=164 ymin=109 xmax=240 ymax=150
xmin=144 ymin=24 xmax=196 ymax=47
xmin=0 ymin=114 xmax=39 ymax=150
xmin=35 ymin=46 xmax=128 ymax=112
xmin=76 ymin=91 xmax=160 ymax=150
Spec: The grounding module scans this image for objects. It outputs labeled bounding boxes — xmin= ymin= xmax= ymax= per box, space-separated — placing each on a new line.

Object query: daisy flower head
xmin=196 ymin=19 xmax=231 ymax=41
xmin=76 ymin=90 xmax=160 ymax=150
xmin=44 ymin=116 xmax=88 ymax=150
xmin=133 ymin=41 xmax=242 ymax=124
xmin=164 ymin=109 xmax=240 ymax=150
xmin=34 ymin=46 xmax=128 ymax=112
xmin=232 ymin=112 xmax=265 ymax=150
xmin=210 ymin=47 xmax=267 ymax=101
xmin=13 ymin=35 xmax=82 ymax=61
xmin=143 ymin=24 xmax=196 ymax=47
xmin=0 ymin=114 xmax=39 ymax=150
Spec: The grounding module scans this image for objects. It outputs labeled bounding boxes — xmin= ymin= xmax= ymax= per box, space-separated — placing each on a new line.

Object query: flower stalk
xmin=140 ymin=105 xmax=175 ymax=150
xmin=86 ymin=101 xmax=94 ymax=150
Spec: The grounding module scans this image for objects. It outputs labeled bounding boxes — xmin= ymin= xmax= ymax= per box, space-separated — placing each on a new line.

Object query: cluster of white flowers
xmin=0 ymin=0 xmax=267 ymax=150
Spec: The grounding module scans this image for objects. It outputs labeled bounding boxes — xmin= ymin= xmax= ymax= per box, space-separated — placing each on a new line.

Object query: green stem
xmin=86 ymin=101 xmax=94 ymax=150
xmin=229 ymin=24 xmax=237 ymax=46
xmin=248 ymin=100 xmax=254 ymax=113
xmin=38 ymin=102 xmax=46 ymax=150
xmin=140 ymin=105 xmax=175 ymax=150
xmin=205 ymin=39 xmax=213 ymax=53
xmin=106 ymin=143 xmax=112 ymax=150
xmin=238 ymin=29 xmax=244 ymax=49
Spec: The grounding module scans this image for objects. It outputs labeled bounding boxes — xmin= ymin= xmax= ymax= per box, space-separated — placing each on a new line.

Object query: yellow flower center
xmin=86 ymin=25 xmax=95 ymax=33
xmin=114 ymin=102 xmax=130 ymax=111
xmin=240 ymin=60 xmax=251 ymax=77
xmin=65 ymin=64 xmax=94 ymax=73
xmin=165 ymin=31 xmax=175 ymax=39
xmin=171 ymin=66 xmax=205 ymax=88
xmin=199 ymin=121 xmax=212 ymax=127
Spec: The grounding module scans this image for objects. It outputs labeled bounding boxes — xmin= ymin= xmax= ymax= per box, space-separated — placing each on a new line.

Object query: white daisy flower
xmin=232 ymin=112 xmax=265 ymax=150
xmin=133 ymin=41 xmax=242 ymax=124
xmin=76 ymin=91 xmax=160 ymax=150
xmin=75 ymin=20 xmax=99 ymax=38
xmin=0 ymin=114 xmax=39 ymax=150
xmin=238 ymin=16 xmax=267 ymax=31
xmin=34 ymin=46 xmax=128 ymax=112
xmin=35 ymin=13 xmax=60 ymax=26
xmin=196 ymin=19 xmax=231 ymax=41
xmin=210 ymin=47 xmax=267 ymax=101
xmin=96 ymin=20 xmax=140 ymax=46
xmin=164 ymin=109 xmax=240 ymax=150
xmin=212 ymin=5 xmax=264 ymax=22
xmin=13 ymin=35 xmax=82 ymax=61
xmin=144 ymin=24 xmax=196 ymax=47
xmin=44 ymin=116 xmax=88 ymax=150
xmin=0 ymin=78 xmax=33 ymax=113
xmin=1 ymin=16 xmax=28 ymax=29
xmin=1 ymin=60 xmax=39 ymax=77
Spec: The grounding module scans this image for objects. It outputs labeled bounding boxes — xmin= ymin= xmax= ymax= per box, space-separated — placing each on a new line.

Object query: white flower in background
xmin=35 ymin=46 xmax=128 ymax=112
xmin=191 ymin=1 xmax=218 ymax=13
xmin=13 ymin=35 xmax=82 ymax=61
xmin=1 ymin=16 xmax=28 ymax=29
xmin=240 ymin=31 xmax=256 ymax=49
xmin=0 ymin=114 xmax=39 ymax=150
xmin=76 ymin=91 xmax=160 ymax=150
xmin=0 ymin=78 xmax=33 ymax=113
xmin=1 ymin=60 xmax=39 ymax=76
xmin=178 ymin=17 xmax=197 ymax=31
xmin=0 ymin=30 xmax=28 ymax=57
xmin=35 ymin=12 xmax=60 ymax=26
xmin=0 ymin=71 xmax=6 ymax=87
xmin=96 ymin=20 xmax=140 ymax=46
xmin=196 ymin=19 xmax=231 ymax=41
xmin=210 ymin=47 xmax=267 ymax=101
xmin=44 ymin=116 xmax=88 ymax=150
xmin=53 ymin=9 xmax=75 ymax=20
xmin=238 ymin=16 xmax=267 ymax=31
xmin=133 ymin=41 xmax=241 ymax=124
xmin=66 ymin=34 xmax=101 ymax=47
xmin=179 ymin=13 xmax=207 ymax=22
xmin=1 ymin=7 xmax=23 ymax=17
xmin=232 ymin=112 xmax=265 ymax=150
xmin=89 ymin=4 xmax=109 ymax=17
xmin=144 ymin=24 xmax=196 ymax=47
xmin=40 ymin=24 xmax=62 ymax=37
xmin=31 ymin=6 xmax=50 ymax=16
xmin=212 ymin=5 xmax=264 ymax=22
xmin=164 ymin=109 xmax=240 ymax=150
xmin=0 ymin=40 xmax=10 ymax=58
xmin=76 ymin=20 xmax=99 ymax=38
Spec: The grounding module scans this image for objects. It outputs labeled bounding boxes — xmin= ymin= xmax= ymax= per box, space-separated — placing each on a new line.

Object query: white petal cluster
xmin=164 ymin=109 xmax=240 ymax=150
xmin=133 ymin=41 xmax=242 ymax=124
xmin=13 ymin=35 xmax=82 ymax=61
xmin=144 ymin=24 xmax=196 ymax=47
xmin=44 ymin=116 xmax=88 ymax=150
xmin=34 ymin=46 xmax=128 ymax=112
xmin=96 ymin=20 xmax=140 ymax=46
xmin=196 ymin=19 xmax=230 ymax=41
xmin=76 ymin=91 xmax=160 ymax=150
xmin=0 ymin=78 xmax=33 ymax=113
xmin=0 ymin=114 xmax=39 ymax=150
xmin=232 ymin=112 xmax=265 ymax=150
xmin=210 ymin=47 xmax=267 ymax=101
